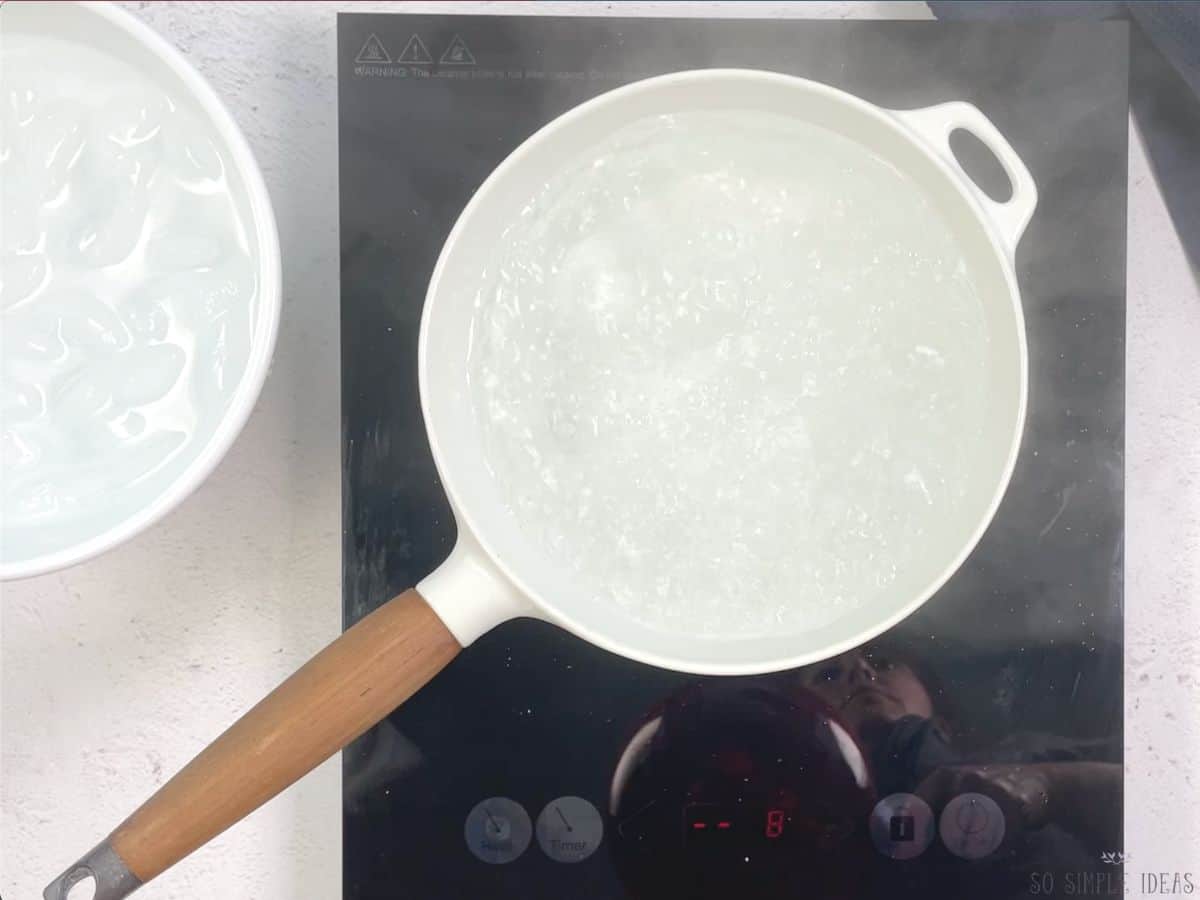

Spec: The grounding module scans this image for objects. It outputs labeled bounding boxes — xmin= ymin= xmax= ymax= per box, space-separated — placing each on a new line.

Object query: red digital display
xmin=685 ymin=804 xmax=739 ymax=840
xmin=764 ymin=809 xmax=785 ymax=839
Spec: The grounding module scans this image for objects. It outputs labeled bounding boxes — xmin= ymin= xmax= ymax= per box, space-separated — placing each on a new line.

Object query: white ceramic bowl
xmin=0 ymin=1 xmax=280 ymax=580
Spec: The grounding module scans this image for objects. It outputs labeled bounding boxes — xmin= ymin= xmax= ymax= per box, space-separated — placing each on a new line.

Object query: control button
xmin=464 ymin=797 xmax=533 ymax=864
xmin=536 ymin=796 xmax=604 ymax=863
xmin=869 ymin=793 xmax=935 ymax=860
xmin=940 ymin=792 xmax=1005 ymax=860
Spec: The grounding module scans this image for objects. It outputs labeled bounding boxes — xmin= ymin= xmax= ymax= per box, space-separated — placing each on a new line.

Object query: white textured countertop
xmin=2 ymin=3 xmax=1197 ymax=899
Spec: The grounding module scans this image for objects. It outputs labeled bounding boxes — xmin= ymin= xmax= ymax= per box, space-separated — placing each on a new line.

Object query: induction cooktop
xmin=338 ymin=13 xmax=1127 ymax=900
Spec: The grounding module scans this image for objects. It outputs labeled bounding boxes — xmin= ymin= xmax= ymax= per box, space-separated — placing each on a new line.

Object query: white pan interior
xmin=421 ymin=70 xmax=1026 ymax=674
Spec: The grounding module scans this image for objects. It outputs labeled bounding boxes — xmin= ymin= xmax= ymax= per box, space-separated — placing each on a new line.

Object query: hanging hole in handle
xmin=948 ymin=128 xmax=1013 ymax=203
xmin=65 ymin=872 xmax=98 ymax=900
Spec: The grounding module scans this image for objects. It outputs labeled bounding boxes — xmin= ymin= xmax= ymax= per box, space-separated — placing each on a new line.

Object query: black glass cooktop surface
xmin=339 ymin=14 xmax=1127 ymax=900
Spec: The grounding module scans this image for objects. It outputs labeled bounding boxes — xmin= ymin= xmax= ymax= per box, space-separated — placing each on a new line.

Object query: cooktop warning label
xmin=439 ymin=34 xmax=476 ymax=66
xmin=396 ymin=34 xmax=434 ymax=65
xmin=354 ymin=34 xmax=390 ymax=64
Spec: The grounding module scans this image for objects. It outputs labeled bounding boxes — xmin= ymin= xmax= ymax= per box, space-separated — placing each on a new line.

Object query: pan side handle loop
xmin=892 ymin=102 xmax=1038 ymax=259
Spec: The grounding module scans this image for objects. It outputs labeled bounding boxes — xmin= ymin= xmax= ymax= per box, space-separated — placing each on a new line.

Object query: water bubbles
xmin=468 ymin=110 xmax=990 ymax=637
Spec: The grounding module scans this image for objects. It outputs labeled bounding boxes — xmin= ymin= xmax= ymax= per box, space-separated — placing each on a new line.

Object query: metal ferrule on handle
xmin=45 ymin=840 xmax=141 ymax=900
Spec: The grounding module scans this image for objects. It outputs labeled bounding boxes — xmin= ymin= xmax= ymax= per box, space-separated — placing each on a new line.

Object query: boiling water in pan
xmin=468 ymin=111 xmax=990 ymax=637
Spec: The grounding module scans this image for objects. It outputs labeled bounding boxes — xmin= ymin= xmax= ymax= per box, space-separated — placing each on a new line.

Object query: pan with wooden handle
xmin=47 ymin=69 xmax=1033 ymax=899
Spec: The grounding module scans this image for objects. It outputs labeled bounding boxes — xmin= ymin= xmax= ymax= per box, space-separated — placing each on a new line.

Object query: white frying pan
xmin=48 ymin=70 xmax=1035 ymax=900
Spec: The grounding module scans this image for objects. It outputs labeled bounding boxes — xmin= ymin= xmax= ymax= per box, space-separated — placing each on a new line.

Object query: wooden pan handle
xmin=45 ymin=589 xmax=460 ymax=900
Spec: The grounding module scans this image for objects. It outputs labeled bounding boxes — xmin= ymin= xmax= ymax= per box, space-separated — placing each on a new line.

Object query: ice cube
xmin=110 ymin=343 xmax=187 ymax=408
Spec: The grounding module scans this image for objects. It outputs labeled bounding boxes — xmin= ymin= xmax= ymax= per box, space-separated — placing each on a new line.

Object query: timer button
xmin=536 ymin=796 xmax=604 ymax=863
